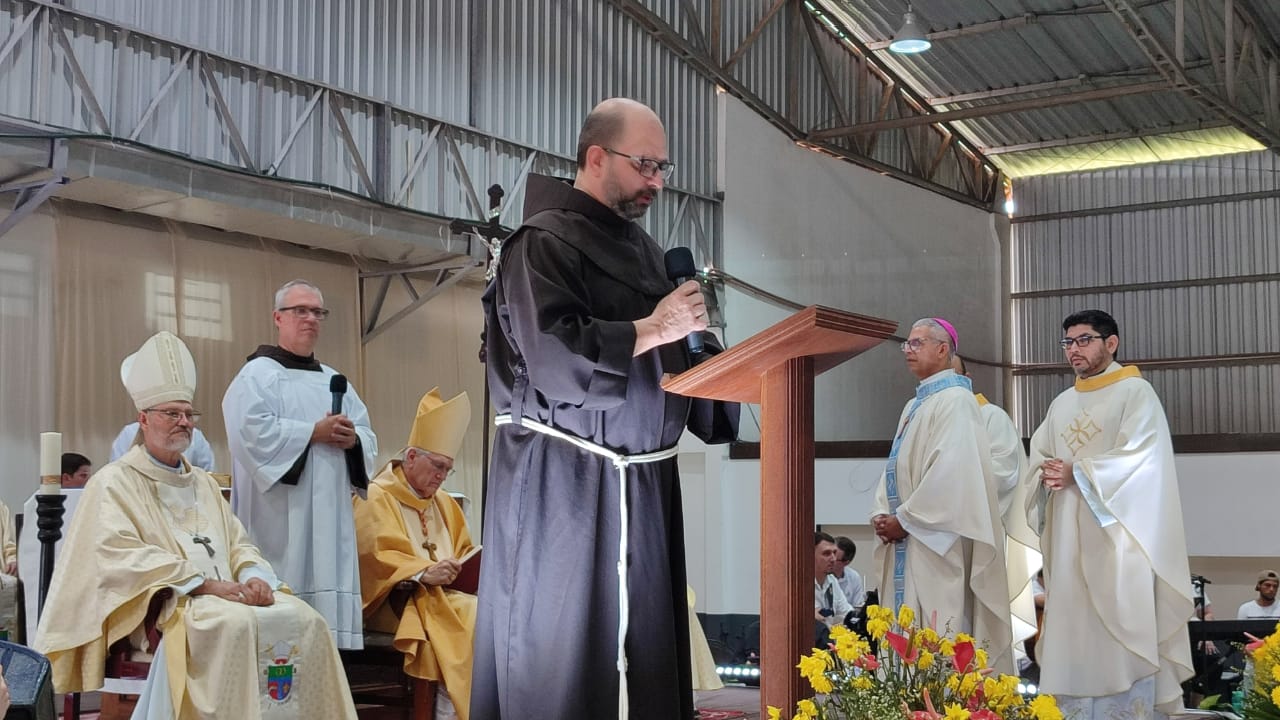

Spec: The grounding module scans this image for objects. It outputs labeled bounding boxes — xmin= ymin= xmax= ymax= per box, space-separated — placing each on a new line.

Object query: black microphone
xmin=330 ymin=374 xmax=347 ymax=415
xmin=663 ymin=247 xmax=705 ymax=355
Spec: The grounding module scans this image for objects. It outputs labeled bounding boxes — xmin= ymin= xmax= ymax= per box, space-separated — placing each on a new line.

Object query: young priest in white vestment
xmin=1028 ymin=310 xmax=1194 ymax=720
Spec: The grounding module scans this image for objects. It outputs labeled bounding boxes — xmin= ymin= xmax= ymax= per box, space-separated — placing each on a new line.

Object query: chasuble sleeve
xmin=498 ymin=232 xmax=638 ymax=410
xmin=896 ymin=392 xmax=1002 ymax=550
xmin=37 ymin=468 xmax=204 ymax=690
xmin=353 ymin=490 xmax=434 ymax=611
xmin=223 ymin=366 xmax=315 ymax=493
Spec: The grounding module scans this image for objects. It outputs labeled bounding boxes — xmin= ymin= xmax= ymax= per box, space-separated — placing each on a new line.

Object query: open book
xmin=447 ymin=545 xmax=481 ymax=594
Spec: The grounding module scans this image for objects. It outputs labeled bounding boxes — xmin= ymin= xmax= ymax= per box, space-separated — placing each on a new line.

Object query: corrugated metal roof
xmin=816 ymin=0 xmax=1280 ymax=176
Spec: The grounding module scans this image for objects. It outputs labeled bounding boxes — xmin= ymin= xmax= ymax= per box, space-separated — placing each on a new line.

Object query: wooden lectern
xmin=664 ymin=305 xmax=897 ymax=717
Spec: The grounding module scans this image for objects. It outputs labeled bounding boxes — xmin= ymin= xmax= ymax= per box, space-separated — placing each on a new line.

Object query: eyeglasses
xmin=144 ymin=408 xmax=202 ymax=424
xmin=603 ymin=148 xmax=676 ymax=180
xmin=420 ymin=453 xmax=455 ymax=479
xmin=899 ymin=338 xmax=942 ymax=353
xmin=1059 ymin=333 xmax=1109 ymax=349
xmin=277 ymin=305 xmax=331 ymax=320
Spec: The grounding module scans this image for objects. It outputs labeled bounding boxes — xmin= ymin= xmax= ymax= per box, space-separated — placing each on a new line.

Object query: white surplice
xmin=1027 ymin=362 xmax=1193 ymax=717
xmin=871 ymin=370 xmax=1013 ymax=674
xmin=223 ymin=357 xmax=377 ymax=649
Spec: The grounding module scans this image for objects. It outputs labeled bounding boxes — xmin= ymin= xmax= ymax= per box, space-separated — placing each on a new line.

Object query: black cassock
xmin=472 ymin=175 xmax=739 ymax=720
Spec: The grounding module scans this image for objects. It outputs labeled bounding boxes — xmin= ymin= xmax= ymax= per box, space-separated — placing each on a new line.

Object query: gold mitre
xmin=120 ymin=331 xmax=197 ymax=412
xmin=406 ymin=387 xmax=470 ymax=460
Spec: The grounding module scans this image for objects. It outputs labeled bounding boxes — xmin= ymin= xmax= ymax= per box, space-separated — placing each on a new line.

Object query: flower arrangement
xmin=769 ymin=605 xmax=1063 ymax=720
xmin=1243 ymin=623 xmax=1280 ymax=720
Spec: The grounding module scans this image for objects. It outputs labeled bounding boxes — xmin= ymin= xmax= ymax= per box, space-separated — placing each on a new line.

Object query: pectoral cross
xmin=193 ymin=535 xmax=215 ymax=558
xmin=422 ymin=540 xmax=438 ymax=561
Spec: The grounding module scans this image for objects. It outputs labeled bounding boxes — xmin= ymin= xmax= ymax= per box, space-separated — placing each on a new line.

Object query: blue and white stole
xmin=884 ymin=370 xmax=972 ymax=609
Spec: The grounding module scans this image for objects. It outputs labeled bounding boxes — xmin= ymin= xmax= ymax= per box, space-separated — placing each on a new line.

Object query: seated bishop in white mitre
xmin=35 ymin=331 xmax=358 ymax=720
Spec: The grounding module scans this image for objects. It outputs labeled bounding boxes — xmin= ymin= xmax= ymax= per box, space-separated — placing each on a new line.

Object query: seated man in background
xmin=1238 ymin=571 xmax=1280 ymax=619
xmin=59 ymin=453 xmax=92 ymax=489
xmin=833 ymin=535 xmax=865 ymax=609
xmin=354 ymin=388 xmax=476 ymax=720
xmin=814 ymin=531 xmax=854 ymax=648
xmin=35 ymin=331 xmax=357 ymax=719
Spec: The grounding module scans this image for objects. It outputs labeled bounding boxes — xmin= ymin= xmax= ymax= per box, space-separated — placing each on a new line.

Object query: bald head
xmin=574 ymin=98 xmax=668 ymax=220
xmin=575 ymin=98 xmax=664 ymax=168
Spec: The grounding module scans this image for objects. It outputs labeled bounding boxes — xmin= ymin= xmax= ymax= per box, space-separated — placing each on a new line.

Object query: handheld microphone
xmin=663 ymin=247 xmax=705 ymax=355
xmin=329 ymin=374 xmax=348 ymax=415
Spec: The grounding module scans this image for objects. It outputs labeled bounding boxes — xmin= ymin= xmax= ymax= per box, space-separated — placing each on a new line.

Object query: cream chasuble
xmin=1027 ymin=362 xmax=1193 ymax=716
xmin=872 ymin=370 xmax=1014 ymax=674
xmin=975 ymin=395 xmax=1042 ymax=655
xmin=354 ymin=461 xmax=477 ymax=720
xmin=35 ymin=446 xmax=357 ymax=720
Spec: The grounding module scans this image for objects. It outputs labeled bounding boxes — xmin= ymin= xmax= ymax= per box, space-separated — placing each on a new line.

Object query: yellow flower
xmin=1030 ymin=694 xmax=1063 ymax=720
xmin=853 ymin=676 xmax=873 ymax=691
xmin=1272 ymin=686 xmax=1280 ymax=709
xmin=958 ymin=672 xmax=981 ymax=698
xmin=768 ymin=707 xmax=783 ymax=720
xmin=867 ymin=618 xmax=891 ymax=640
xmin=974 ymin=648 xmax=988 ymax=668
xmin=797 ymin=651 xmax=833 ymax=694
xmin=867 ymin=604 xmax=894 ymax=623
xmin=917 ymin=627 xmax=940 ymax=648
xmin=946 ymin=675 xmax=961 ymax=693
xmin=943 ymin=703 xmax=971 ymax=720
xmin=898 ymin=604 xmax=916 ymax=629
xmin=939 ymin=639 xmax=956 ymax=657
xmin=918 ymin=651 xmax=935 ymax=670
xmin=797 ymin=699 xmax=818 ymax=718
xmin=1272 ymin=663 xmax=1280 ymax=683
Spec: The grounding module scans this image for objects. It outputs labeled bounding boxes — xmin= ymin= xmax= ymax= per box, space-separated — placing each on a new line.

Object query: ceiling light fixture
xmin=889 ymin=5 xmax=931 ymax=54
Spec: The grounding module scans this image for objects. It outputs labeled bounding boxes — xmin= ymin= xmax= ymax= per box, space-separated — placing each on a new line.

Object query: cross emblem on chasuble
xmin=1061 ymin=410 xmax=1103 ymax=454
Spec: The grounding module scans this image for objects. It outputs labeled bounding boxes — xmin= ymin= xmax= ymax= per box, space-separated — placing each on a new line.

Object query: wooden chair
xmin=343 ymin=580 xmax=435 ymax=720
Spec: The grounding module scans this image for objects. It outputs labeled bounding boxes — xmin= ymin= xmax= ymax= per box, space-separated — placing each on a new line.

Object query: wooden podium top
xmin=662 ymin=305 xmax=898 ymax=404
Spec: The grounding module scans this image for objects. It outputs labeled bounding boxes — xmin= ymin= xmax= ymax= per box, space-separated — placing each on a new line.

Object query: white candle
xmin=39 ymin=432 xmax=61 ymax=477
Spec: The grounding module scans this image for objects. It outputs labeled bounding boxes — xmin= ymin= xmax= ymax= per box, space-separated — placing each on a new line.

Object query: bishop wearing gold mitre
xmin=354 ymin=388 xmax=476 ymax=720
xmin=35 ymin=331 xmax=357 ymax=719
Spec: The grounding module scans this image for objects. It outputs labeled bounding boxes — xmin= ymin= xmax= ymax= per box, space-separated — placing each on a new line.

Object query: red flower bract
xmin=886 ymin=631 xmax=918 ymax=663
xmin=953 ymin=640 xmax=976 ymax=673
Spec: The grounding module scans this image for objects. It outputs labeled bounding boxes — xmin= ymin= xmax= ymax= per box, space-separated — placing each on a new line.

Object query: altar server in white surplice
xmin=223 ymin=279 xmax=377 ymax=650
xmin=870 ymin=318 xmax=1012 ymax=675
xmin=952 ymin=354 xmax=1041 ymax=665
xmin=35 ymin=331 xmax=357 ymax=720
xmin=1028 ymin=309 xmax=1193 ymax=720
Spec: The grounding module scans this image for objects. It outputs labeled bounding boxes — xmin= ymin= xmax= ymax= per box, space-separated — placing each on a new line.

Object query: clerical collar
xmin=1074 ymin=362 xmax=1141 ymax=393
xmin=144 ymin=450 xmax=183 ymax=472
xmin=247 ymin=344 xmax=322 ymax=372
xmin=522 ymin=173 xmax=630 ymax=230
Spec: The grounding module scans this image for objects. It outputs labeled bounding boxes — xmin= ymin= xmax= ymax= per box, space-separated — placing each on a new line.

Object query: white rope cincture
xmin=494 ymin=414 xmax=678 ymax=720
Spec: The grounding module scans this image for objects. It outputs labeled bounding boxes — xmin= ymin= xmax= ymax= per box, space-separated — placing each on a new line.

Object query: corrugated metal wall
xmin=14 ymin=0 xmax=720 ymax=261
xmin=1010 ymin=150 xmax=1280 ymax=435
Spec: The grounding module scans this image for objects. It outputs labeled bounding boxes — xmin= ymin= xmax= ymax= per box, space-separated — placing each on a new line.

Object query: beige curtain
xmin=361 ymin=278 xmax=489 ymax=531
xmin=0 ymin=209 xmax=57 ymax=515
xmin=53 ymin=201 xmax=361 ymax=475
